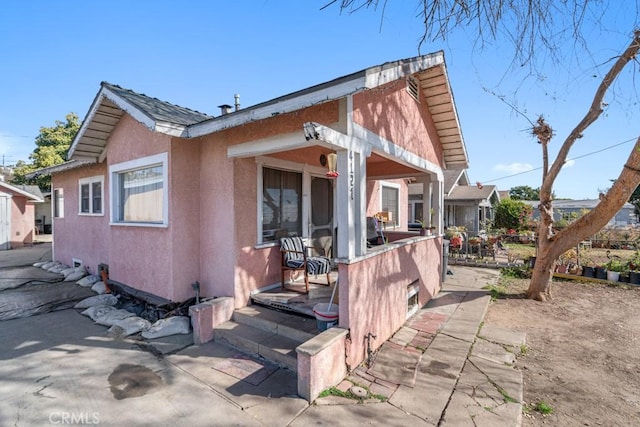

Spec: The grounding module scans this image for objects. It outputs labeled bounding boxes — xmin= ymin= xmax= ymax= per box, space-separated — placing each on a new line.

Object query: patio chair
xmin=366 ymin=216 xmax=384 ymax=247
xmin=280 ymin=236 xmax=333 ymax=293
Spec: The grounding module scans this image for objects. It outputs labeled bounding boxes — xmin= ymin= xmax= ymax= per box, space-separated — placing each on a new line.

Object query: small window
xmin=110 ymin=153 xmax=168 ymax=227
xmin=381 ymin=183 xmax=400 ymax=228
xmin=53 ymin=188 xmax=64 ymax=218
xmin=78 ymin=176 xmax=104 ymax=215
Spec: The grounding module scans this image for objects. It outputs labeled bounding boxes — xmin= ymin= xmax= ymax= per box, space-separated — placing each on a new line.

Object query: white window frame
xmin=255 ymin=156 xmax=326 ymax=247
xmin=109 ymin=152 xmax=168 ymax=227
xmin=78 ymin=175 xmax=104 ymax=216
xmin=380 ymin=181 xmax=400 ymax=228
xmin=53 ymin=188 xmax=64 ymax=219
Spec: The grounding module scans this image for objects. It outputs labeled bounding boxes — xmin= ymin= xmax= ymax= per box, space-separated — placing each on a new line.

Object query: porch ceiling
xmin=418 ymin=65 xmax=468 ymax=169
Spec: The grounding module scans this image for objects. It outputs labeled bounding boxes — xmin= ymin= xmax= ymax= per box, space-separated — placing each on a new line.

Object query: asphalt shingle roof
xmin=102 ymin=82 xmax=213 ymax=126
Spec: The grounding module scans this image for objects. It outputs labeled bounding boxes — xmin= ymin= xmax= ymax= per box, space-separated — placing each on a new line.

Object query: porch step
xmin=213 ymin=305 xmax=319 ymax=372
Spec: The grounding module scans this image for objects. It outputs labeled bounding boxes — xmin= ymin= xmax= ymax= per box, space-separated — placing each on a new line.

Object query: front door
xmin=309 ymin=176 xmax=333 ymax=257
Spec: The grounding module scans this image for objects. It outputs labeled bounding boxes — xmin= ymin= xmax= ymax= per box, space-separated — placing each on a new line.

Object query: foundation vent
xmin=407 ymin=280 xmax=420 ymax=319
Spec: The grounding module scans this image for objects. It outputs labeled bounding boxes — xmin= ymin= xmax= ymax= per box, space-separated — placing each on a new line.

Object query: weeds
xmin=525 ymin=400 xmax=554 ymax=415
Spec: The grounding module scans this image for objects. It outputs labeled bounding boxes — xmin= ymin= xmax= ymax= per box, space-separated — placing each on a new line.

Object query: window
xmin=53 ymin=188 xmax=64 ymax=218
xmin=381 ymin=183 xmax=399 ymax=227
xmin=109 ymin=153 xmax=168 ymax=226
xmin=261 ymin=167 xmax=302 ymax=242
xmin=78 ymin=176 xmax=103 ymax=215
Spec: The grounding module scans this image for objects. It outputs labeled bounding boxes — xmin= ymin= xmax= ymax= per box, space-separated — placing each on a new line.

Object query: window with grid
xmin=78 ymin=176 xmax=103 ymax=215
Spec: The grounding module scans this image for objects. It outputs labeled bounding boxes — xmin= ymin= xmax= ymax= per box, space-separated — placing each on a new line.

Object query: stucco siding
xmin=198 ymin=134 xmax=237 ymax=301
xmin=352 ymin=80 xmax=443 ymax=167
xmin=10 ymin=196 xmax=35 ymax=247
xmin=51 ymin=162 xmax=110 ymax=274
xmin=340 ymin=237 xmax=441 ymax=368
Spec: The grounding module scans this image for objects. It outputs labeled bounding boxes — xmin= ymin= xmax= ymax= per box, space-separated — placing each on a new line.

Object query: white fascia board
xmin=189 ymin=78 xmax=366 ymax=138
xmin=155 ymin=121 xmax=188 ymax=137
xmin=102 ymin=87 xmax=156 ymax=131
xmin=352 ymin=123 xmax=443 ymax=181
xmin=364 ymin=53 xmax=444 ymax=88
xmin=303 ymin=122 xmax=369 ymax=155
xmin=227 ymin=131 xmax=308 ymax=158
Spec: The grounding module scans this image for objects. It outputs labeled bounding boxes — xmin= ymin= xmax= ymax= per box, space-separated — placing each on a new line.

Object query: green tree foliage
xmin=494 ymin=199 xmax=533 ymax=231
xmin=10 ymin=113 xmax=79 ymax=190
xmin=509 ymin=185 xmax=540 ymax=200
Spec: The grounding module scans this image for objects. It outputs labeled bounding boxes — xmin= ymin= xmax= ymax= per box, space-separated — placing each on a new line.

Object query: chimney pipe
xmin=218 ymin=104 xmax=232 ymax=115
xmin=234 ymin=94 xmax=240 ymax=111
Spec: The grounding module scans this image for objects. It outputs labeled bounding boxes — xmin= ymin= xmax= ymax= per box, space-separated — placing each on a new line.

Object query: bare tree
xmin=325 ymin=1 xmax=640 ymax=301
xmin=529 ymin=31 xmax=640 ymax=300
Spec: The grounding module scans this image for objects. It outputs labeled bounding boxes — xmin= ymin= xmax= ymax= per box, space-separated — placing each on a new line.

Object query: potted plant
xmin=605 ymin=259 xmax=625 ymax=282
xmin=417 ymin=219 xmax=429 ymax=236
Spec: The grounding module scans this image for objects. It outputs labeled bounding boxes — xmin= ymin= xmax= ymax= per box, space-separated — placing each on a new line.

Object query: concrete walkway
xmin=0 ymin=245 xmax=525 ymax=426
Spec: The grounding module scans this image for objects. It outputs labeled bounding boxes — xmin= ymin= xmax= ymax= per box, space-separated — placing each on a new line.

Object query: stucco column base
xmin=189 ymin=297 xmax=234 ymax=345
xmin=297 ymin=327 xmax=348 ymax=401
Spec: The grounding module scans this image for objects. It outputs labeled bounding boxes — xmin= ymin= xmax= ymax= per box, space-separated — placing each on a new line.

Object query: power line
xmin=480 ymin=136 xmax=639 ymax=184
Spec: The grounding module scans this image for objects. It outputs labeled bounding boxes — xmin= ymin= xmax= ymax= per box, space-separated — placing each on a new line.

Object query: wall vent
xmin=407 ymin=75 xmax=420 ymax=102
xmin=407 ymin=280 xmax=420 ymax=319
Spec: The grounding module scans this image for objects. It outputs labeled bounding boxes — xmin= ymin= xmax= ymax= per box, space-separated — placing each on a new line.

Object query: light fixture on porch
xmin=325 ymin=152 xmax=338 ymax=178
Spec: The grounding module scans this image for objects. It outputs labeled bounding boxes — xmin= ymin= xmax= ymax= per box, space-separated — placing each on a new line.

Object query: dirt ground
xmin=484 ymin=275 xmax=640 ymax=426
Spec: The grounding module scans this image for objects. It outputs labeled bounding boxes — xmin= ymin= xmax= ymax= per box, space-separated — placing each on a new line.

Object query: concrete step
xmin=214 ymin=321 xmax=301 ymax=371
xmin=233 ymin=305 xmax=318 ymax=343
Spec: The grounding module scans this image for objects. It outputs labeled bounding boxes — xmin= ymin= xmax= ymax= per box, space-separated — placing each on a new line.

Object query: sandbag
xmin=74 ymin=294 xmax=119 ymax=309
xmin=141 ymin=316 xmax=191 ymax=339
xmin=77 ymin=275 xmax=99 ymax=287
xmin=41 ymin=262 xmax=57 ymax=270
xmin=33 ymin=261 xmax=48 ymax=268
xmin=91 ymin=281 xmax=108 ymax=294
xmin=108 ymin=316 xmax=151 ymax=337
xmin=81 ymin=305 xmax=118 ymax=321
xmin=60 ymin=267 xmax=76 ymax=277
xmin=64 ymin=271 xmax=86 ymax=282
xmin=94 ymin=309 xmax=135 ymax=327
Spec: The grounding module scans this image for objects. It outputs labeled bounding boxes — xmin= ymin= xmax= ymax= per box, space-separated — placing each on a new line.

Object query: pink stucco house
xmin=37 ymin=52 xmax=469 ymax=399
xmin=0 ymin=180 xmax=43 ymax=250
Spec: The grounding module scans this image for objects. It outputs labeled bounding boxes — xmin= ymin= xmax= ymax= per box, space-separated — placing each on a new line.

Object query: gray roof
xmin=102 ymin=82 xmax=213 ymax=126
xmin=446 ymin=184 xmax=498 ymax=201
xmin=443 ymin=169 xmax=468 ymax=194
xmin=0 ymin=180 xmax=44 ymax=201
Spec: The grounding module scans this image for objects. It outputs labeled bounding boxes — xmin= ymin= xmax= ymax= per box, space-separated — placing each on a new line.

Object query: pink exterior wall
xmin=52 ymin=162 xmax=109 ymax=273
xmin=339 ymin=237 xmax=442 ymax=368
xmin=352 ymin=80 xmax=444 ymax=168
xmin=366 ymin=179 xmax=410 ymax=231
xmin=10 ymin=196 xmax=35 ymax=247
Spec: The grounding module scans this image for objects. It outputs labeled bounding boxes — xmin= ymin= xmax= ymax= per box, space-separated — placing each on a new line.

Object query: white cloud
xmin=493 ymin=162 xmax=534 ymax=174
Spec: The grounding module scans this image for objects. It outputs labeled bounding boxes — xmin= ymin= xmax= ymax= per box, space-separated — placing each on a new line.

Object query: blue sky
xmin=1 ymin=1 xmax=638 ymax=199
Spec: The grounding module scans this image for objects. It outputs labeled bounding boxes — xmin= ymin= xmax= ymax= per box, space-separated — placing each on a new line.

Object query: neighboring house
xmin=0 ymin=180 xmax=44 ymax=250
xmin=524 ymin=199 xmax=637 ymax=227
xmin=442 ymin=169 xmax=500 ymax=234
xmin=34 ymin=52 xmax=469 ymax=398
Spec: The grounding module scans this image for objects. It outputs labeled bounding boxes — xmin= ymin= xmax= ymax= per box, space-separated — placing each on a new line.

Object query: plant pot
xmin=595 ymin=267 xmax=607 ymax=280
xmin=582 ymin=266 xmax=596 ymax=278
xmin=630 ymin=271 xmax=640 ymax=285
xmin=606 ymin=270 xmax=620 ymax=282
xmin=619 ymin=273 xmax=630 ymax=283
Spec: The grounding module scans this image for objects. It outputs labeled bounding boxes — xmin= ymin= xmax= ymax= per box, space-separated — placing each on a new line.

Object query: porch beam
xmin=335 ymin=149 xmax=356 ymax=259
xmin=303 ymin=122 xmax=370 ymax=155
xmin=351 ymin=123 xmax=443 ymax=181
xmin=227 ymin=131 xmax=307 ymax=158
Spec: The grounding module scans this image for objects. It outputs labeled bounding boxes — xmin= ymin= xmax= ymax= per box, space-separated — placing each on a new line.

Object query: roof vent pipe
xmin=234 ymin=94 xmax=240 ymax=111
xmin=218 ymin=104 xmax=233 ymax=115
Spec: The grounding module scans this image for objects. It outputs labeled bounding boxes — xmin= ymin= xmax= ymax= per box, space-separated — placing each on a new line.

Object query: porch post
xmin=433 ymin=178 xmax=444 ymax=235
xmin=355 ymin=151 xmax=367 ymax=256
xmin=335 ymin=149 xmax=356 ymax=259
xmin=417 ymin=175 xmax=432 ymax=226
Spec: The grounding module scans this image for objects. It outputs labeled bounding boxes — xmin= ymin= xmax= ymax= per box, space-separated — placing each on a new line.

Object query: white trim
xmin=380 ymin=181 xmax=401 ymax=228
xmin=228 ymin=132 xmax=307 ymax=158
xmin=363 ymin=52 xmax=444 ymax=88
xmin=78 ymin=175 xmax=104 ymax=216
xmin=102 ymin=88 xmax=156 ymax=131
xmin=0 ymin=181 xmax=44 ymax=202
xmin=109 ymin=152 xmax=169 ymax=227
xmin=189 ymin=78 xmax=367 ymax=138
xmin=351 ymin=123 xmax=443 ymax=181
xmin=53 ymin=188 xmax=64 ymax=219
